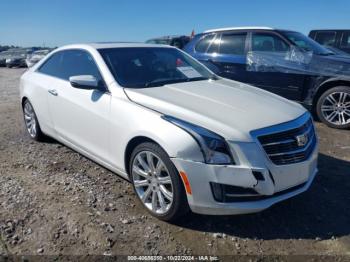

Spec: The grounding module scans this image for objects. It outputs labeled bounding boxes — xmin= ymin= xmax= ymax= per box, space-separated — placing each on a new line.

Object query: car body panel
xmin=124 ymin=78 xmax=305 ymax=141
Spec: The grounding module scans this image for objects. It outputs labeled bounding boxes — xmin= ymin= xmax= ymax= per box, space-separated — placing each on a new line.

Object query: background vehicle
xmin=4 ymin=48 xmax=37 ymax=68
xmin=309 ymin=30 xmax=350 ymax=54
xmin=0 ymin=51 xmax=9 ymax=66
xmin=324 ymin=46 xmax=350 ymax=57
xmin=184 ymin=27 xmax=350 ymax=129
xmin=20 ymin=43 xmax=317 ymax=221
xmin=25 ymin=49 xmax=51 ymax=67
xmin=146 ymin=35 xmax=191 ymax=49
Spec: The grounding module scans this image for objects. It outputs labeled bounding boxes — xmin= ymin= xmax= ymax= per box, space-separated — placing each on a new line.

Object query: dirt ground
xmin=0 ymin=68 xmax=349 ymax=259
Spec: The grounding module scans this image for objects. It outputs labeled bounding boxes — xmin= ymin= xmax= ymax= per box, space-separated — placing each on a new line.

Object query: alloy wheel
xmin=132 ymin=151 xmax=174 ymax=215
xmin=23 ymin=102 xmax=37 ymax=138
xmin=321 ymin=91 xmax=350 ymax=126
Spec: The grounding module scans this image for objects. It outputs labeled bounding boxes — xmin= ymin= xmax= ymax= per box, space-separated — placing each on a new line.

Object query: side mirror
xmin=69 ymin=75 xmax=99 ymax=90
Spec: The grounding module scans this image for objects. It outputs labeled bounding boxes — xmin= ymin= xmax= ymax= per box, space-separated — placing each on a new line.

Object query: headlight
xmin=162 ymin=115 xmax=234 ymax=165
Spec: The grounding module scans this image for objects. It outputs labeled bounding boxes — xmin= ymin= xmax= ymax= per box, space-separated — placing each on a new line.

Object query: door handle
xmin=48 ymin=89 xmax=58 ymax=96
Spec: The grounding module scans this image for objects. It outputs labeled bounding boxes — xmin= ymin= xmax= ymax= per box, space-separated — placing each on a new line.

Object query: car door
xmin=246 ymin=31 xmax=306 ymax=101
xmin=32 ymin=52 xmax=64 ymax=136
xmin=209 ymin=32 xmax=249 ymax=83
xmin=47 ymin=49 xmax=111 ymax=163
xmin=193 ymin=32 xmax=249 ymax=83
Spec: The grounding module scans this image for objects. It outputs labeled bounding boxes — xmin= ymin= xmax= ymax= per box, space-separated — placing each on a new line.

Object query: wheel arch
xmin=313 ymin=79 xmax=350 ymax=110
xmin=124 ymin=136 xmax=162 ymax=178
xmin=21 ymin=96 xmax=29 ymax=107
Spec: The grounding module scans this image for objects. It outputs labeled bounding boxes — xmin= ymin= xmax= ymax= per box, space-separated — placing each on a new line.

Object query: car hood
xmin=124 ymin=79 xmax=306 ymax=141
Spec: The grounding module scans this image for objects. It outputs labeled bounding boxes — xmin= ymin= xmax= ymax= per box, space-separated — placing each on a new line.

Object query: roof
xmin=204 ymin=26 xmax=274 ymax=33
xmin=56 ymin=42 xmax=173 ymax=51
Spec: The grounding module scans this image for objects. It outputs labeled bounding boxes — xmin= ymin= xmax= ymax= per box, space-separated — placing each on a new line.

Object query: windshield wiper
xmin=184 ymin=77 xmax=209 ymax=82
xmin=144 ymin=76 xmax=214 ymax=87
xmin=144 ymin=78 xmax=188 ymax=87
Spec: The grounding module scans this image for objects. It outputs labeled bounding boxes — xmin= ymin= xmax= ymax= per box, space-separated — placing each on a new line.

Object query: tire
xmin=316 ymin=86 xmax=350 ymax=129
xmin=22 ymin=100 xmax=45 ymax=141
xmin=129 ymin=142 xmax=189 ymax=221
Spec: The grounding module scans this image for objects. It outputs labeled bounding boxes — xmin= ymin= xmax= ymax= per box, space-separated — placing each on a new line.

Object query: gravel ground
xmin=0 ymin=68 xmax=349 ymax=258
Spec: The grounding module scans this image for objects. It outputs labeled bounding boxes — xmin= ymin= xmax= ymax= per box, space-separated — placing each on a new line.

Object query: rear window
xmin=315 ymin=31 xmax=337 ymax=46
xmin=219 ymin=33 xmax=247 ymax=55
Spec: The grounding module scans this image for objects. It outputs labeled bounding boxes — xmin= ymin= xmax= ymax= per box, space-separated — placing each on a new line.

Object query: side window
xmin=219 ymin=33 xmax=247 ymax=55
xmin=315 ymin=31 xmax=336 ymax=46
xmin=195 ymin=34 xmax=215 ymax=53
xmin=252 ymin=33 xmax=289 ymax=52
xmin=341 ymin=32 xmax=350 ymax=48
xmin=60 ymin=50 xmax=103 ymax=84
xmin=207 ymin=34 xmax=220 ymax=53
xmin=37 ymin=52 xmax=63 ymax=78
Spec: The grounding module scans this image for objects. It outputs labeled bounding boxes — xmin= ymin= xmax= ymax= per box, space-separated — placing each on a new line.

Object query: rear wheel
xmin=129 ymin=142 xmax=189 ymax=221
xmin=316 ymin=86 xmax=350 ymax=129
xmin=23 ymin=100 xmax=45 ymax=141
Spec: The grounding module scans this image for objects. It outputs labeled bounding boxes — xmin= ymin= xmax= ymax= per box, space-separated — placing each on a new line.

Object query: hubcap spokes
xmin=321 ymin=92 xmax=350 ymax=126
xmin=132 ymin=151 xmax=173 ymax=214
xmin=24 ymin=103 xmax=37 ymax=137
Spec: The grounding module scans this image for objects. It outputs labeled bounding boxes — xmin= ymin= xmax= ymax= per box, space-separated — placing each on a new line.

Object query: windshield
xmin=98 ymin=47 xmax=216 ymax=88
xmin=283 ymin=31 xmax=334 ymax=55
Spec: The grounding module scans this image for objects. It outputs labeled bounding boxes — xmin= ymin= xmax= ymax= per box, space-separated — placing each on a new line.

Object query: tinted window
xmin=38 ymin=50 xmax=104 ymax=86
xmin=252 ymin=33 xmax=289 ymax=52
xmin=341 ymin=32 xmax=350 ymax=47
xmin=195 ymin=34 xmax=215 ymax=53
xmin=219 ymin=33 xmax=246 ymax=55
xmin=315 ymin=31 xmax=336 ymax=46
xmin=99 ymin=47 xmax=215 ymax=88
xmin=207 ymin=35 xmax=220 ymax=53
xmin=60 ymin=50 xmax=103 ymax=83
xmin=38 ymin=52 xmax=63 ymax=78
xmin=283 ymin=31 xmax=332 ymax=55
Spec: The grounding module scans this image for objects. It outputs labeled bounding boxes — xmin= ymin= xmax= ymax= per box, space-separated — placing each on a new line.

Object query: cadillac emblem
xmin=296 ymin=134 xmax=308 ymax=147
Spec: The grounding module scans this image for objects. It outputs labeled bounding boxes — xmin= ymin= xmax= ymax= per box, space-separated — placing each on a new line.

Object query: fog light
xmin=210 ymin=182 xmax=224 ymax=202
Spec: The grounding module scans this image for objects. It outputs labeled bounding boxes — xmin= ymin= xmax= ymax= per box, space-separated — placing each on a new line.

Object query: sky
xmin=0 ymin=0 xmax=349 ymax=47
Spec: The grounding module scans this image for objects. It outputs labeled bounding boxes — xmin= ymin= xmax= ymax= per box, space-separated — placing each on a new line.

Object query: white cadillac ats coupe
xmin=20 ymin=43 xmax=318 ymax=221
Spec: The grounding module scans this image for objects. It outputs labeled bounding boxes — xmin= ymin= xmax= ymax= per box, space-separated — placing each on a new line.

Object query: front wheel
xmin=316 ymin=86 xmax=350 ymax=129
xmin=129 ymin=142 xmax=189 ymax=221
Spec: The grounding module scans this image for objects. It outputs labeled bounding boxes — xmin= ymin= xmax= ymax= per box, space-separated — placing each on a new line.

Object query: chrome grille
xmin=257 ymin=118 xmax=316 ymax=165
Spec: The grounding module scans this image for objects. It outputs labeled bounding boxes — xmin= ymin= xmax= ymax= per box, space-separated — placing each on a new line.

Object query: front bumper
xmin=171 ymin=114 xmax=318 ymax=215
xmin=172 ymin=152 xmax=317 ymax=215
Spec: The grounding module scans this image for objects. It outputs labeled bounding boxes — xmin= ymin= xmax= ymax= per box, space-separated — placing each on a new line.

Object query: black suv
xmin=309 ymin=30 xmax=350 ymax=54
xmin=184 ymin=27 xmax=350 ymax=129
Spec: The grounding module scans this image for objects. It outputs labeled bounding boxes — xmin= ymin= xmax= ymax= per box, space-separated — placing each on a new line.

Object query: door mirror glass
xmin=69 ymin=75 xmax=98 ymax=89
